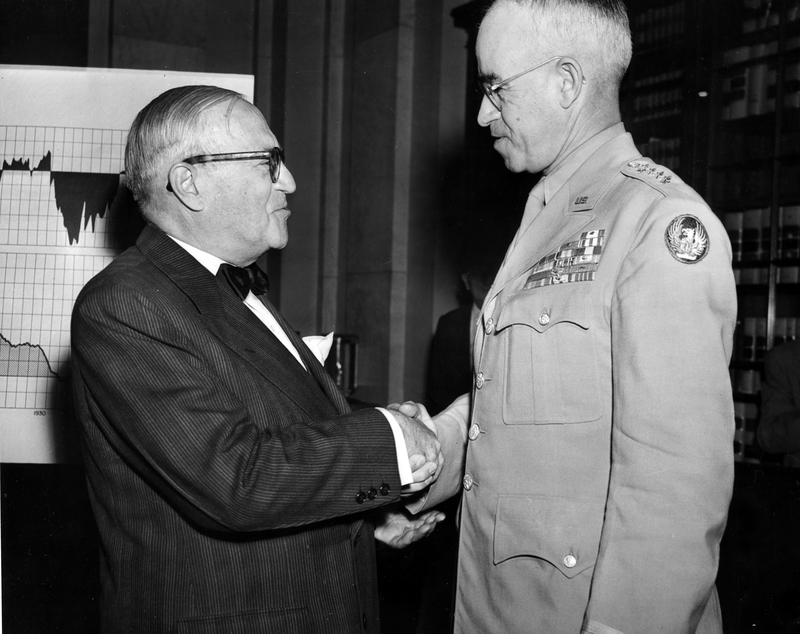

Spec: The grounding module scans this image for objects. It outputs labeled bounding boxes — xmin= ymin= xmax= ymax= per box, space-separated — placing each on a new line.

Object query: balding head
xmin=125 ymin=85 xmax=244 ymax=219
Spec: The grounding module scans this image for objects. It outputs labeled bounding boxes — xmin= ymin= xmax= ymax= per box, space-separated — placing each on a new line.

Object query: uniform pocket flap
xmin=493 ymin=494 xmax=605 ymax=579
xmin=495 ymin=288 xmax=591 ymax=334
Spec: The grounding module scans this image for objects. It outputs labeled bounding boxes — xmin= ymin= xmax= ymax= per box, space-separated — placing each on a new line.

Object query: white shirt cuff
xmin=376 ymin=407 xmax=413 ymax=485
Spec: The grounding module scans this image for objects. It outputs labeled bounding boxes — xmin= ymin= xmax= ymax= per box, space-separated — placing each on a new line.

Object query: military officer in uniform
xmin=407 ymin=1 xmax=737 ymax=632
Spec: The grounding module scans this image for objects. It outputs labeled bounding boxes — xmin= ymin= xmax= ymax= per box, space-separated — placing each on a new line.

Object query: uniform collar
xmin=542 ymin=122 xmax=626 ymax=205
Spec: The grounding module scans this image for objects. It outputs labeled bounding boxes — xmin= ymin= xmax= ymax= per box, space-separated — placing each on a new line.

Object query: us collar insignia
xmin=665 ymin=215 xmax=709 ymax=264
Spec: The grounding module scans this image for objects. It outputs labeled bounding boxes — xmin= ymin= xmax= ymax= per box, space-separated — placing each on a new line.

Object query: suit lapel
xmin=257 ymin=295 xmax=351 ymax=415
xmin=136 ymin=225 xmax=341 ymax=420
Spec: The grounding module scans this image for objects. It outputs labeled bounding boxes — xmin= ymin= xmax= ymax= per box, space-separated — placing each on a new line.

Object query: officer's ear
xmin=556 ymin=57 xmax=585 ymax=109
xmin=167 ymin=163 xmax=205 ymax=212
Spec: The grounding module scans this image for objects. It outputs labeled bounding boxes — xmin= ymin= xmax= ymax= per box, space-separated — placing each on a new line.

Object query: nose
xmin=477 ymin=95 xmax=500 ymax=127
xmin=277 ymin=164 xmax=296 ymax=194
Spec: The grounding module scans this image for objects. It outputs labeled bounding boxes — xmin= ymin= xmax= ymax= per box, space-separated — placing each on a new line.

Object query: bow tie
xmin=217 ymin=262 xmax=270 ymax=300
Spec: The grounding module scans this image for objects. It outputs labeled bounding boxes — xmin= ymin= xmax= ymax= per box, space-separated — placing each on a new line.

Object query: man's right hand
xmin=386 ymin=408 xmax=442 ymax=494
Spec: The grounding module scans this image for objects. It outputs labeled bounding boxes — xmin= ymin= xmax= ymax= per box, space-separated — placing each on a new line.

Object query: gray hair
xmin=125 ymin=85 xmax=244 ymax=216
xmin=492 ymin=0 xmax=632 ymax=91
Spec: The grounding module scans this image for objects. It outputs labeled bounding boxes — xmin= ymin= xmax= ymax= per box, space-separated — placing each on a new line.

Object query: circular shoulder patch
xmin=664 ymin=214 xmax=709 ymax=264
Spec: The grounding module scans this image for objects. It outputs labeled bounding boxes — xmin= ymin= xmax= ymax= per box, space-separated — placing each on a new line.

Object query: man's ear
xmin=556 ymin=57 xmax=585 ymax=109
xmin=167 ymin=163 xmax=205 ymax=211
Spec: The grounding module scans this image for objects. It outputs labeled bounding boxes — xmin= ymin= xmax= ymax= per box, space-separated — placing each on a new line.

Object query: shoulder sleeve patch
xmin=665 ymin=214 xmax=709 ymax=263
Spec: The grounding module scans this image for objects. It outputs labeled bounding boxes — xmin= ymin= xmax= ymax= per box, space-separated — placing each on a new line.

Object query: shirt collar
xmin=167 ymin=234 xmax=227 ymax=275
xmin=542 ymin=122 xmax=626 ymax=204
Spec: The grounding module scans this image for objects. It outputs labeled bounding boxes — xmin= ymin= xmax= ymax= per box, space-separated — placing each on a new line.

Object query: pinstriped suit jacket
xmin=71 ymin=223 xmax=400 ymax=633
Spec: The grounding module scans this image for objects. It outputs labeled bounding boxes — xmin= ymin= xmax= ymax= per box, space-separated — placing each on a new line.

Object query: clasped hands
xmin=386 ymin=400 xmax=442 ymax=494
xmin=373 ymin=401 xmax=445 ymax=549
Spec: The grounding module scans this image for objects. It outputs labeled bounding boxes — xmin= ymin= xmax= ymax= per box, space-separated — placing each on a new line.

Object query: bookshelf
xmin=622 ymin=0 xmax=800 ymax=464
xmin=707 ymin=0 xmax=800 ymax=463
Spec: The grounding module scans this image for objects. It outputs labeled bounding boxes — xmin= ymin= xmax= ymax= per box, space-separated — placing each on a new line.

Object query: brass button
xmin=476 ymin=372 xmax=485 ymax=389
xmin=468 ymin=424 xmax=481 ymax=441
xmin=484 ymin=318 xmax=494 ymax=335
xmin=538 ymin=311 xmax=550 ymax=326
xmin=463 ymin=474 xmax=474 ymax=491
xmin=563 ymin=554 xmax=577 ymax=568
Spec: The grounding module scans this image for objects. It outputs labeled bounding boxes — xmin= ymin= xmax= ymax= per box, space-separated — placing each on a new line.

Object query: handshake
xmin=387 ymin=401 xmax=444 ymax=495
xmin=373 ymin=400 xmax=446 ymax=549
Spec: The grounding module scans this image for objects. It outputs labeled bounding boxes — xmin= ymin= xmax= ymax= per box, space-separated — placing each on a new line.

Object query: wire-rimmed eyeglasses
xmin=478 ymin=56 xmax=563 ymax=111
xmin=183 ymin=147 xmax=285 ymax=183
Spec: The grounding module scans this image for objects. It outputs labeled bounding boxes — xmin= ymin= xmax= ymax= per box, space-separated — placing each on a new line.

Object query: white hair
xmin=492 ymin=0 xmax=632 ymax=91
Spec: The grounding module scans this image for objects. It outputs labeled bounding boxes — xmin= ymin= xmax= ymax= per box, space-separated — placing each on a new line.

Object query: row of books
xmin=722 ymin=62 xmax=776 ymax=119
xmin=630 ymin=88 xmax=682 ymax=123
xmin=633 ymin=69 xmax=683 ymax=89
xmin=630 ymin=2 xmax=685 ymax=50
xmin=720 ymin=55 xmax=800 ymax=117
xmin=720 ymin=54 xmax=800 ymax=120
xmin=733 ymin=400 xmax=759 ymax=461
xmin=733 ymin=366 xmax=761 ymax=395
xmin=735 ymin=316 xmax=800 ymax=364
xmin=708 ymin=167 xmax=772 ymax=202
xmin=736 ymin=265 xmax=800 ymax=284
xmin=725 ymin=206 xmax=800 ymax=262
xmin=741 ymin=0 xmax=800 ymax=33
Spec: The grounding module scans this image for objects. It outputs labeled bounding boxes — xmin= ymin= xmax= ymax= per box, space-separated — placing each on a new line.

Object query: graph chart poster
xmin=0 ymin=66 xmax=254 ymax=463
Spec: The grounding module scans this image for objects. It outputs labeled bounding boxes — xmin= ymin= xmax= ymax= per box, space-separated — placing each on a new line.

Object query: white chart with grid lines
xmin=0 ymin=65 xmax=253 ymax=463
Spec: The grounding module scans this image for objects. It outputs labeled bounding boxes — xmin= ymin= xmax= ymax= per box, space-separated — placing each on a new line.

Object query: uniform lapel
xmin=489 ymin=198 xmax=596 ymax=299
xmin=483 ymin=132 xmax=641 ymax=309
xmin=474 ymin=133 xmax=641 ymax=369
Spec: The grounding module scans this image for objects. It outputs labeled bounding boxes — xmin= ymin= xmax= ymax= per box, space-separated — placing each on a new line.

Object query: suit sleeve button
xmin=355 ymin=491 xmax=367 ymax=504
xmin=367 ymin=488 xmax=378 ymax=500
xmin=379 ymin=484 xmax=390 ymax=496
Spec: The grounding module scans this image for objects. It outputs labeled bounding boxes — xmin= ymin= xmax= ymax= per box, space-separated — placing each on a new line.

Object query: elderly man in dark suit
xmin=70 ymin=85 xmax=443 ymax=633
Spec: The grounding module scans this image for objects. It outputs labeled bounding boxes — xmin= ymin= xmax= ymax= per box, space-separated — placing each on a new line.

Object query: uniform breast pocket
xmin=495 ymin=288 xmax=602 ymax=424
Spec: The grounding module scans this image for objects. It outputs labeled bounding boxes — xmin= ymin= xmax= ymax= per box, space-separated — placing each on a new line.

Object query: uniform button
xmin=379 ymin=483 xmax=390 ymax=496
xmin=484 ymin=318 xmax=494 ymax=335
xmin=468 ymin=424 xmax=481 ymax=441
xmin=563 ymin=554 xmax=577 ymax=568
xmin=463 ymin=474 xmax=474 ymax=491
xmin=355 ymin=491 xmax=367 ymax=504
xmin=476 ymin=372 xmax=485 ymax=389
xmin=538 ymin=311 xmax=550 ymax=326
xmin=367 ymin=488 xmax=378 ymax=500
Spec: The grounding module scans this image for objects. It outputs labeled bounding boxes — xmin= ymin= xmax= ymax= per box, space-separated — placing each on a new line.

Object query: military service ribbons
xmin=524 ymin=229 xmax=605 ymax=289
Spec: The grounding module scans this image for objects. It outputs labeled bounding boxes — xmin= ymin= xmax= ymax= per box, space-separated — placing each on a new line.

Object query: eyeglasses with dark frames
xmin=478 ymin=56 xmax=563 ymax=111
xmin=182 ymin=147 xmax=285 ymax=183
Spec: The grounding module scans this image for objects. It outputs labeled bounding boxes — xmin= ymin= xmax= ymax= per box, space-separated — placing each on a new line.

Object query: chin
xmin=267 ymin=235 xmax=288 ymax=250
xmin=501 ymin=154 xmax=528 ymax=173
